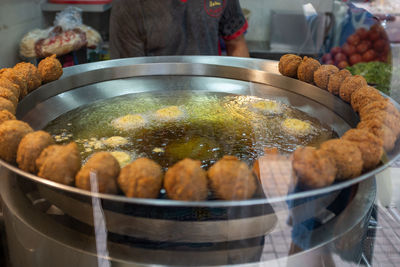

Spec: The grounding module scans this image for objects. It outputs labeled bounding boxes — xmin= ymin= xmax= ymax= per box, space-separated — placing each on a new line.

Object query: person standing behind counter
xmin=110 ymin=0 xmax=250 ymax=58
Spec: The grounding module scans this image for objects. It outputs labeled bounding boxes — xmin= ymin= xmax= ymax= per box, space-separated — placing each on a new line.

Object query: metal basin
xmin=6 ymin=56 xmax=400 ymax=202
xmin=0 ymin=56 xmax=398 ymax=266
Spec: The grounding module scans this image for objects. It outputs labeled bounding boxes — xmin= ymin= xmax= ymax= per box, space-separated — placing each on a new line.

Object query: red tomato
xmin=325 ymin=59 xmax=335 ymax=65
xmin=330 ymin=46 xmax=342 ymax=56
xmin=370 ymin=23 xmax=385 ymax=34
xmin=356 ymin=42 xmax=369 ymax=54
xmin=362 ymin=40 xmax=372 ymax=49
xmin=349 ymin=54 xmax=363 ymax=65
xmin=334 ymin=52 xmax=347 ymax=63
xmin=337 ymin=61 xmax=349 ymax=69
xmin=368 ymin=30 xmax=380 ymax=41
xmin=380 ymin=32 xmax=389 ymax=42
xmin=356 ymin=28 xmax=368 ymax=40
xmin=347 ymin=34 xmax=361 ymax=46
xmin=362 ymin=50 xmax=376 ymax=62
xmin=342 ymin=43 xmax=356 ymax=56
xmin=321 ymin=53 xmax=332 ymax=63
xmin=373 ymin=39 xmax=386 ymax=52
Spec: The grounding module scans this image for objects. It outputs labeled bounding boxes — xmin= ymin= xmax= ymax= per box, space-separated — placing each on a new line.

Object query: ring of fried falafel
xmin=0 ymin=52 xmax=398 ymax=202
xmin=279 ymin=53 xmax=400 ymax=189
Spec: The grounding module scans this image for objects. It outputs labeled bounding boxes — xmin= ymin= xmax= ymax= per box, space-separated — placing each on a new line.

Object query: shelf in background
xmin=41 ymin=3 xmax=112 ymax=12
xmin=247 ymin=40 xmax=317 ymax=60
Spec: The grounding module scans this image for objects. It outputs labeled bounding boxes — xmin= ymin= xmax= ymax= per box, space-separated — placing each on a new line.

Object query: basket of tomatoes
xmin=321 ymin=23 xmax=390 ymax=69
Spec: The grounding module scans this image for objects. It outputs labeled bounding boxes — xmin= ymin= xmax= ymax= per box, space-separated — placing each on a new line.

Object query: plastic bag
xmin=34 ymin=27 xmax=87 ymax=58
xmin=54 ymin=6 xmax=83 ymax=31
xmin=320 ymin=2 xmax=392 ymax=93
xmin=321 ymin=2 xmax=389 ymax=67
xmin=324 ymin=2 xmax=376 ymax=52
xmin=20 ymin=28 xmax=53 ymax=58
xmin=77 ymin=25 xmax=102 ymax=49
xmin=19 ymin=6 xmax=102 ymax=58
xmin=336 ymin=3 xmax=376 ymax=48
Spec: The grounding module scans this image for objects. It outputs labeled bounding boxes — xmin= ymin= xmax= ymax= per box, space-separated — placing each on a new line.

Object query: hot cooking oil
xmin=44 ymin=91 xmax=337 ymax=169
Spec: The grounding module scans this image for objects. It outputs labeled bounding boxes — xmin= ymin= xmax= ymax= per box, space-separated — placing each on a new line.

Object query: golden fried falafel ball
xmin=103 ymin=136 xmax=128 ymax=148
xmin=320 ymin=139 xmax=363 ymax=180
xmin=111 ymin=114 xmax=146 ymax=131
xmin=0 ymin=87 xmax=18 ymax=107
xmin=292 ymin=146 xmax=337 ymax=188
xmin=350 ymin=86 xmax=385 ymax=112
xmin=76 ymin=152 xmax=120 ymax=194
xmin=327 ymin=69 xmax=352 ymax=95
xmin=0 ymin=68 xmax=28 ymax=99
xmin=38 ymin=54 xmax=63 ymax=83
xmin=13 ymin=62 xmax=41 ymax=93
xmin=0 ymin=120 xmax=33 ymax=163
xmin=16 ymin=131 xmax=54 ymax=173
xmin=278 ymin=54 xmax=302 ymax=78
xmin=361 ymin=111 xmax=400 ymax=137
xmin=357 ymin=118 xmax=397 ymax=152
xmin=35 ymin=145 xmax=61 ymax=170
xmin=0 ymin=97 xmax=16 ymax=115
xmin=342 ymin=129 xmax=383 ymax=170
xmin=164 ymin=158 xmax=208 ymax=201
xmin=118 ymin=157 xmax=163 ymax=198
xmin=0 ymin=109 xmax=16 ymax=124
xmin=36 ymin=142 xmax=81 ymax=185
xmin=297 ymin=57 xmax=321 ymax=83
xmin=0 ymin=77 xmax=20 ymax=99
xmin=207 ymin=155 xmax=257 ymax=200
xmin=359 ymin=99 xmax=400 ymax=120
xmin=339 ymin=75 xmax=368 ymax=103
xmin=155 ymin=106 xmax=184 ymax=121
xmin=281 ymin=118 xmax=312 ymax=136
xmin=313 ymin=65 xmax=339 ymax=90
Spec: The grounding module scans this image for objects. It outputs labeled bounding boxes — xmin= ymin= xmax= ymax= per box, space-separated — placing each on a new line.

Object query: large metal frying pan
xmin=0 ymin=56 xmax=398 ymax=244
